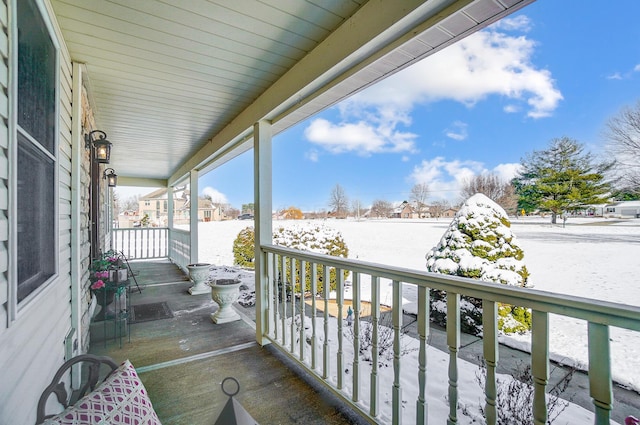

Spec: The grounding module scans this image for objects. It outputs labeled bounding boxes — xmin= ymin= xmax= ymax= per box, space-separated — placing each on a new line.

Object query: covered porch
xmin=88 ymin=260 xmax=367 ymax=424
xmin=89 ymin=253 xmax=640 ymax=424
xmin=2 ymin=0 xmax=638 ymax=424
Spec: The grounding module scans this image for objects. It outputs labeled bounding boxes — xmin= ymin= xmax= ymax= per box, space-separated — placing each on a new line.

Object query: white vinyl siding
xmin=0 ymin=0 xmax=74 ymax=423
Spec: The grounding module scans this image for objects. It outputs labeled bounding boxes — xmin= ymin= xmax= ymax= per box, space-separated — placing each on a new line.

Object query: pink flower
xmin=91 ymin=280 xmax=105 ymax=290
xmin=108 ymin=256 xmax=118 ymax=263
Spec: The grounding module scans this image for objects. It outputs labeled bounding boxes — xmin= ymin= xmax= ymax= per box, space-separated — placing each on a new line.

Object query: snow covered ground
xmin=199 ymin=216 xmax=640 ymax=423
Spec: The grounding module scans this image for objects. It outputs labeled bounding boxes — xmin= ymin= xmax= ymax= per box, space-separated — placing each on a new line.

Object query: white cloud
xmin=202 ymin=186 xmax=228 ymax=204
xmin=304 ymin=118 xmax=417 ymax=156
xmin=503 ymin=104 xmax=520 ymax=113
xmin=493 ymin=162 xmax=522 ymax=182
xmin=305 ymin=149 xmax=319 ymax=162
xmin=634 ymin=64 xmax=640 ymax=72
xmin=491 ymin=15 xmax=532 ymax=32
xmin=304 ymin=17 xmax=561 ymax=157
xmin=445 ymin=121 xmax=468 ymax=141
xmin=410 ymin=158 xmax=521 ymax=202
xmin=347 ymin=24 xmax=562 ymax=120
xmin=607 ymin=72 xmax=623 ymax=80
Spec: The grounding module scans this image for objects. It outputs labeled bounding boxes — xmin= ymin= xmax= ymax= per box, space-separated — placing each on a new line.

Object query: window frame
xmin=8 ymin=0 xmax=61 ymax=321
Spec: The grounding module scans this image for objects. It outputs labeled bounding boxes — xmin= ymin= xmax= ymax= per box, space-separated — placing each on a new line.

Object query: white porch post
xmin=70 ymin=61 xmax=84 ymax=385
xmin=189 ymin=170 xmax=199 ymax=264
xmin=254 ymin=120 xmax=272 ymax=345
xmin=167 ymin=185 xmax=174 ymax=230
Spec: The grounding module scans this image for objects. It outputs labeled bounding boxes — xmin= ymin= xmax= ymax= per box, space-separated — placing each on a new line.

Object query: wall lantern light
xmin=85 ymin=130 xmax=112 ymax=164
xmin=103 ymin=168 xmax=118 ymax=187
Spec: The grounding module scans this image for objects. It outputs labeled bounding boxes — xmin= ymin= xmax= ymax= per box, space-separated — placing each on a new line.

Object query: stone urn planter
xmin=93 ymin=288 xmax=116 ymax=321
xmin=209 ymin=278 xmax=242 ymax=324
xmin=187 ymin=263 xmax=212 ymax=295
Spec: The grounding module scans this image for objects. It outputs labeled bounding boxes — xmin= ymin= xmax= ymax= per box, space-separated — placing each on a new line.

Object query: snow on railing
xmin=259 ymin=244 xmax=640 ymax=425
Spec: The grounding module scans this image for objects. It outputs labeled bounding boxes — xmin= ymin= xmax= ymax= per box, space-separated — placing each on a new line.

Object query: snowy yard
xmin=199 ymin=216 xmax=640 ymax=423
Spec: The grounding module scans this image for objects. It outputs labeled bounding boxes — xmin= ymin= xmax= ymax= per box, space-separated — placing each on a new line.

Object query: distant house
xmin=181 ymin=196 xmax=224 ymax=223
xmin=442 ymin=208 xmax=458 ymax=218
xmin=138 ymin=187 xmax=188 ymax=226
xmin=390 ymin=201 xmax=417 ymax=219
xmin=137 ymin=187 xmax=223 ymax=225
xmin=604 ymin=201 xmax=640 ymax=218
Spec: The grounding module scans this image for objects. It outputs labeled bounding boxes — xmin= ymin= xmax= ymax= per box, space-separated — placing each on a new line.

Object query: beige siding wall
xmin=0 ymin=1 xmax=91 ymax=423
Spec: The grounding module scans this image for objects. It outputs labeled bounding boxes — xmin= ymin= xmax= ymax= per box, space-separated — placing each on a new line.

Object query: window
xmin=15 ymin=0 xmax=58 ymax=304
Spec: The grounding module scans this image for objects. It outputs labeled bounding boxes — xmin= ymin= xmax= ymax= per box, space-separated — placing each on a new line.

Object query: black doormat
xmin=130 ymin=302 xmax=173 ymax=324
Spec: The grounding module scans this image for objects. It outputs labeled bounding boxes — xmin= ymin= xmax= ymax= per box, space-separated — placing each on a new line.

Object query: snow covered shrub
xmin=232 ymin=224 xmax=349 ymax=294
xmin=425 ymin=193 xmax=531 ymax=335
xmin=473 ymin=361 xmax=574 ymax=424
xmin=233 ymin=226 xmax=256 ymax=268
xmin=273 ymin=224 xmax=349 ymax=294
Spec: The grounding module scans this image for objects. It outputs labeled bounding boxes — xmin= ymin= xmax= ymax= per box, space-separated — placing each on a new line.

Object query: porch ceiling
xmin=51 ymin=0 xmax=533 ymax=187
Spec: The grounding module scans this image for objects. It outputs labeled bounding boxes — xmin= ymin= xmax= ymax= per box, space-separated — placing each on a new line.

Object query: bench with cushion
xmin=37 ymin=354 xmax=161 ymax=425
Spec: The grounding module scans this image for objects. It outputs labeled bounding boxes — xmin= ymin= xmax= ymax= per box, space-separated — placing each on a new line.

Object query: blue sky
xmin=119 ymin=0 xmax=640 ymax=212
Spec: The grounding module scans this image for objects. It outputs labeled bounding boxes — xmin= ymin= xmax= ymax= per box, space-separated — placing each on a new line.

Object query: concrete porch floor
xmin=88 ymin=259 xmax=367 ymax=425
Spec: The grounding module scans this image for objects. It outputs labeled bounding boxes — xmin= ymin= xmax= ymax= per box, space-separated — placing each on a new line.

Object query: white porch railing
xmin=169 ymin=228 xmax=191 ymax=271
xmin=112 ymin=227 xmax=168 ymax=259
xmin=259 ymin=244 xmax=640 ymax=425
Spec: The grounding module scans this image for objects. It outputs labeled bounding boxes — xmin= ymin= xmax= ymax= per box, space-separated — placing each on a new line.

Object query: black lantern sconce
xmin=85 ymin=130 xmax=112 ymax=164
xmin=103 ymin=168 xmax=118 ymax=188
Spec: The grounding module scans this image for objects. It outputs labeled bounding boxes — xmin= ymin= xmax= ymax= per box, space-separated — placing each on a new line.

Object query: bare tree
xmin=605 ymin=100 xmax=640 ymax=194
xmin=461 ymin=173 xmax=518 ymax=215
xmin=410 ymin=183 xmax=429 ymax=218
xmin=329 ymin=184 xmax=349 ymax=217
xmin=370 ymin=199 xmax=393 ymax=218
xmin=429 ymin=200 xmax=450 ymax=219
xmin=120 ymin=195 xmax=140 ymax=213
xmin=351 ymin=199 xmax=364 ymax=220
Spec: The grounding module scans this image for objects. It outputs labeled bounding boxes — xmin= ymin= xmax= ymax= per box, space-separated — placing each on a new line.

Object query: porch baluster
xmin=482 ymin=300 xmax=498 ymax=425
xmin=299 ymin=260 xmax=306 ymax=362
xmin=311 ymin=262 xmax=318 ymax=370
xmin=531 ymin=309 xmax=549 ymax=425
xmin=281 ymin=255 xmax=287 ymax=346
xmin=392 ymin=280 xmax=402 ymax=425
xmin=152 ymin=228 xmax=157 ymax=258
xmin=266 ymin=252 xmax=274 ymax=338
xmin=141 ymin=227 xmax=151 ymax=257
xmin=352 ymin=272 xmax=361 ymax=403
xmin=447 ymin=292 xmax=460 ymax=425
xmin=273 ymin=254 xmax=280 ymax=341
xmin=370 ymin=275 xmax=380 ymax=418
xmin=290 ymin=257 xmax=296 ymax=354
xmin=337 ymin=268 xmax=344 ymax=390
xmin=323 ymin=264 xmax=330 ymax=379
xmin=416 ymin=285 xmax=429 ymax=425
xmin=130 ymin=228 xmax=134 ymax=257
xmin=588 ymin=322 xmax=613 ymax=424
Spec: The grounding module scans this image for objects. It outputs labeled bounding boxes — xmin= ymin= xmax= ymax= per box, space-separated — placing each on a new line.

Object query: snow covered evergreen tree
xmin=425 ymin=193 xmax=531 ymax=335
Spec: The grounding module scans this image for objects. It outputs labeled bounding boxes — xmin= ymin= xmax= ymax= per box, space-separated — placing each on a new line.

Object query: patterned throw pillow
xmin=43 ymin=359 xmax=161 ymax=425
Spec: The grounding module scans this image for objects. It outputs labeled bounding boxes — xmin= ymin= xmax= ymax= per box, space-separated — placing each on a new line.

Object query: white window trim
xmin=7 ymin=0 xmax=61 ymax=324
